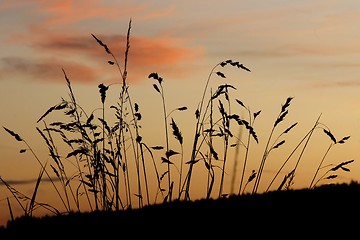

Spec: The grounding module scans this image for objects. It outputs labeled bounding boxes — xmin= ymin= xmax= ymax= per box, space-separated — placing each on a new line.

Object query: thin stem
xmin=238 ymin=106 xmax=252 ymax=195
xmin=183 ymin=63 xmax=220 ymax=200
xmin=265 ymin=114 xmax=321 ymax=192
xmin=158 ymin=83 xmax=172 ymax=201
xmin=252 ymin=125 xmax=276 ymax=194
xmin=309 ymin=143 xmax=333 ymax=189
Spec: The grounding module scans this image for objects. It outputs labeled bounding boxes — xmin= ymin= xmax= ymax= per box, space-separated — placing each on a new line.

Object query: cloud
xmin=0 ymin=57 xmax=100 ymax=84
xmin=36 ymin=0 xmax=119 ymax=26
xmin=229 ymin=42 xmax=360 ymax=59
xmin=0 ymin=177 xmax=59 ymax=186
xmin=0 ymin=32 xmax=204 ymax=84
xmin=31 ymin=33 xmax=202 ymax=65
xmin=0 ymin=0 xmax=204 ymax=85
xmin=0 ymin=0 xmax=176 ymax=30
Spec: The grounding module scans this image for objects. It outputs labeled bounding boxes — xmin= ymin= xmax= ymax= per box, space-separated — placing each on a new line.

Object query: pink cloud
xmin=6 ymin=0 xmax=176 ymax=29
xmin=33 ymin=0 xmax=119 ymax=26
xmin=0 ymin=1 xmax=203 ymax=85
xmin=31 ymin=33 xmax=199 ymax=64
xmin=0 ymin=31 xmax=204 ymax=85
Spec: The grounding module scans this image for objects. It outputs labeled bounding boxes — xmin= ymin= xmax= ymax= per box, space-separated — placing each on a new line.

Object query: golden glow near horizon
xmin=1 ymin=0 xmax=360 ymax=227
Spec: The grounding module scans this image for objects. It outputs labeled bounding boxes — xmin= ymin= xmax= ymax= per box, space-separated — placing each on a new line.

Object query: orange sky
xmin=1 ymin=0 xmax=360 ymax=227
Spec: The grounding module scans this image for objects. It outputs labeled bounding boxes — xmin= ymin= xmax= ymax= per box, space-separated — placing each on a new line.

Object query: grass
xmin=0 ymin=19 xmax=356 ymax=234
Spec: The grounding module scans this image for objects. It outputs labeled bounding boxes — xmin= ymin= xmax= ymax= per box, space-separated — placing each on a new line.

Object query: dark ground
xmin=1 ymin=181 xmax=360 ymax=239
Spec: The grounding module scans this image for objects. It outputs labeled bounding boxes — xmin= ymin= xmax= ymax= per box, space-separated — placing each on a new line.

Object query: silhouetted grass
xmin=1 ymin=19 xmax=356 ymax=235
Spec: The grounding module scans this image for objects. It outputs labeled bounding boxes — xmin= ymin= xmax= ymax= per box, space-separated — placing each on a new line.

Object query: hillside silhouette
xmin=1 ymin=181 xmax=360 ymax=239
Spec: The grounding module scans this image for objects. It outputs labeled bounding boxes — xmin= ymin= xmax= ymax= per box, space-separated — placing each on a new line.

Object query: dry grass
xmin=1 ymin=19 xmax=356 ymax=234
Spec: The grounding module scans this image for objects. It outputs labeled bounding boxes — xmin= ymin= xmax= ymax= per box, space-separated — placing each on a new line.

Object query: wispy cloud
xmin=232 ymin=44 xmax=360 ymax=59
xmin=0 ymin=57 xmax=99 ymax=84
xmin=0 ymin=33 xmax=203 ymax=84
xmin=0 ymin=0 xmax=203 ymax=84
xmin=163 ymin=1 xmax=360 ymax=60
xmin=32 ymin=33 xmax=202 ymax=65
xmin=0 ymin=177 xmax=59 ymax=186
xmin=0 ymin=0 xmax=176 ymax=29
xmin=33 ymin=0 xmax=120 ymax=26
xmin=4 ymin=0 xmax=357 ymax=87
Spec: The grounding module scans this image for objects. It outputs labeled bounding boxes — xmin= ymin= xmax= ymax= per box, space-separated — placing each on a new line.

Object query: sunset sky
xmin=1 ymin=0 xmax=360 ymax=226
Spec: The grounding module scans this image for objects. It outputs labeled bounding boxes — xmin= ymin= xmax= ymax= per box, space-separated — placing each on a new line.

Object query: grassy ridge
xmin=1 ymin=181 xmax=360 ymax=239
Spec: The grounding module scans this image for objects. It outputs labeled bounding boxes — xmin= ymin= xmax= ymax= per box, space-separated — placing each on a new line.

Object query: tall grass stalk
xmin=252 ymin=97 xmax=293 ymax=194
xmin=234 ymin=101 xmax=260 ymax=195
xmin=150 ymin=74 xmax=173 ymax=201
xmin=181 ymin=60 xmax=251 ymax=200
xmin=309 ymin=124 xmax=351 ymax=189
xmin=3 ymin=127 xmax=70 ymax=212
xmin=266 ymin=114 xmax=321 ymax=191
xmin=92 ymin=19 xmax=151 ymax=208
